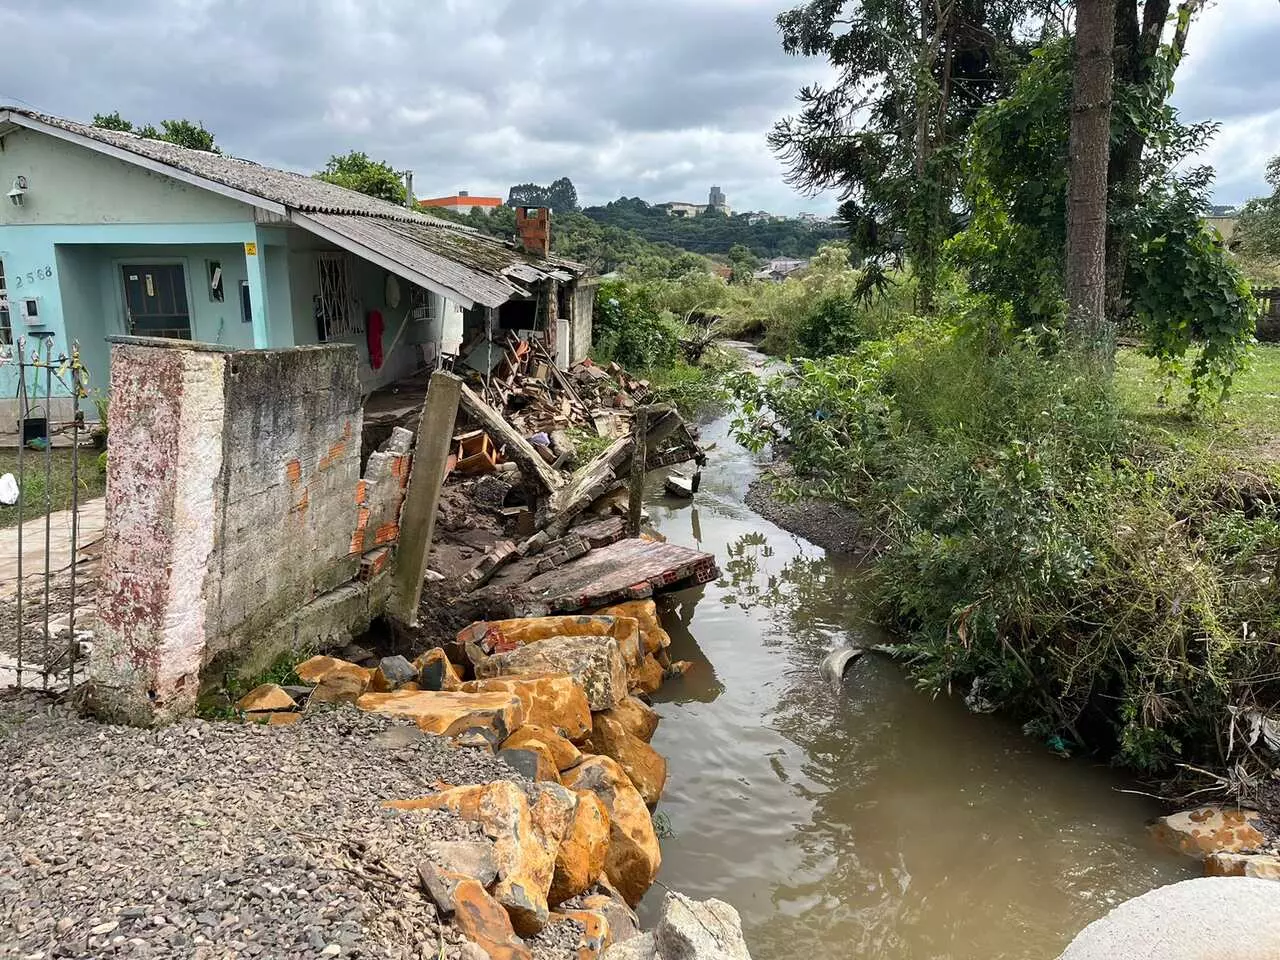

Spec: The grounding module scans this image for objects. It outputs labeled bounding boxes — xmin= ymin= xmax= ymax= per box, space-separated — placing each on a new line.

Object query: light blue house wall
xmin=0 ymin=126 xmax=447 ymax=418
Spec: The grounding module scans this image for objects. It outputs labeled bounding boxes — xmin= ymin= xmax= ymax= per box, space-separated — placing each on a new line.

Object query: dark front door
xmin=121 ymin=264 xmax=192 ymax=339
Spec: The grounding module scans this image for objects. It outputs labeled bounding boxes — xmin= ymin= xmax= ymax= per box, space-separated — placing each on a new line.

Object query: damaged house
xmin=0 ymin=107 xmax=594 ymax=424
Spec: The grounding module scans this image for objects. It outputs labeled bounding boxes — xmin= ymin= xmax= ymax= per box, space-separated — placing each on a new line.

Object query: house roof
xmin=0 ymin=107 xmax=584 ymax=308
xmin=0 ymin=108 xmax=461 ymax=225
xmin=420 ymin=195 xmax=504 ymax=208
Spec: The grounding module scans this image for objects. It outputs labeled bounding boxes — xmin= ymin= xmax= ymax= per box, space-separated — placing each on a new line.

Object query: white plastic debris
xmin=0 ymin=473 xmax=19 ymax=506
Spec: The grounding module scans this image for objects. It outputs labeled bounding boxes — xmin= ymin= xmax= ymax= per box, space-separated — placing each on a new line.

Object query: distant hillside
xmin=421 ymin=204 xmax=713 ymax=277
xmin=583 ymin=197 xmax=844 ymax=258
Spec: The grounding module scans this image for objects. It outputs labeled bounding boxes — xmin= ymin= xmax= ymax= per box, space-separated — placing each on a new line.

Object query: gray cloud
xmin=0 ymin=0 xmax=837 ymax=214
xmin=0 ymin=0 xmax=1273 ymax=213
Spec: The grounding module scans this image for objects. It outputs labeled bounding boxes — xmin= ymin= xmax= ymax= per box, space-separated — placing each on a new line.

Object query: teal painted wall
xmin=0 ymin=223 xmax=261 ymax=399
xmin=286 ymin=239 xmax=434 ymax=394
xmin=0 ymin=128 xmax=251 ymax=226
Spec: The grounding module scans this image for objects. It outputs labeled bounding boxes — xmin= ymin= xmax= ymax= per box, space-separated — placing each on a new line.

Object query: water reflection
xmin=641 ymin=399 xmax=1192 ymax=960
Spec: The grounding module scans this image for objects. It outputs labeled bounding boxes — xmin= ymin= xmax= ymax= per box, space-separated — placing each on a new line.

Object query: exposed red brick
xmin=285 ymin=459 xmax=302 ymax=483
xmin=355 ymin=479 xmax=369 ymax=504
xmin=374 ymin=522 xmax=400 ymax=545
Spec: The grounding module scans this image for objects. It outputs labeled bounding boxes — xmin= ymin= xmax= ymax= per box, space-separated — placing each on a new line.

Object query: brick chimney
xmin=515 ymin=206 xmax=551 ymax=258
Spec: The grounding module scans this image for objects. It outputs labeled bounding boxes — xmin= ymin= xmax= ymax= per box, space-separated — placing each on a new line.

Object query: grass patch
xmin=1114 ymin=344 xmax=1280 ymax=458
xmin=0 ymin=447 xmax=107 ymax=529
xmin=197 ymin=651 xmax=309 ymax=720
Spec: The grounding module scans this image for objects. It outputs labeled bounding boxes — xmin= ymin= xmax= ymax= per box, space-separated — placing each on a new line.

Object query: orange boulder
xmin=562 ymin=757 xmax=661 ymax=906
xmin=584 ymin=714 xmax=668 ymax=807
xmin=597 ymin=696 xmax=659 ymax=743
xmin=356 ymin=689 xmax=524 ymax=738
xmin=550 ymin=791 xmax=610 ymax=906
xmin=461 ymin=675 xmax=592 ymax=742
xmin=452 ymin=878 xmax=532 ymax=960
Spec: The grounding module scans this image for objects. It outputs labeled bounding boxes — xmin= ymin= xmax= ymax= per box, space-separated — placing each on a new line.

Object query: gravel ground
xmin=744 ymin=462 xmax=877 ymax=557
xmin=0 ymin=693 xmax=569 ymax=960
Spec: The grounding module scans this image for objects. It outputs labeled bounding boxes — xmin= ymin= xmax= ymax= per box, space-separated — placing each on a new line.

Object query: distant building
xmin=659 ymin=186 xmax=731 ymax=219
xmin=419 ymin=190 xmax=503 ymax=215
xmin=753 ymin=257 xmax=810 ymax=283
xmin=658 ymin=201 xmax=708 ymax=219
xmin=709 ymin=185 xmax=730 ymax=216
xmin=1205 ymin=204 xmax=1240 ymax=246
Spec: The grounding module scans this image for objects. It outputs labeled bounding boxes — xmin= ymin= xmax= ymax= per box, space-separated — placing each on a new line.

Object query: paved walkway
xmin=0 ymin=497 xmax=105 ymax=598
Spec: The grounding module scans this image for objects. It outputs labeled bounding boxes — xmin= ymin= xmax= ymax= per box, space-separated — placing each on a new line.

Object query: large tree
xmin=315 ymin=151 xmax=407 ymax=205
xmin=507 ymin=177 xmax=580 ymax=213
xmin=92 ymin=112 xmax=220 ymax=153
xmin=1065 ymin=0 xmax=1117 ymax=347
xmin=769 ymin=0 xmax=1056 ymax=310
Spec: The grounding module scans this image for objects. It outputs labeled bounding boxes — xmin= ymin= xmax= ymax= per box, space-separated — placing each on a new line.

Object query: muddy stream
xmin=634 ymin=348 xmax=1194 ymax=959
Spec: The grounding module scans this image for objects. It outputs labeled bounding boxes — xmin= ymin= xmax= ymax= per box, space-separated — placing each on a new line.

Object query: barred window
xmin=315 ymin=253 xmax=359 ymax=342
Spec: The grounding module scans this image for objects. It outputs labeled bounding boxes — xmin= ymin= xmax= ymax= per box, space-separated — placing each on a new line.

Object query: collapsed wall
xmin=87 ymin=337 xmax=404 ymax=725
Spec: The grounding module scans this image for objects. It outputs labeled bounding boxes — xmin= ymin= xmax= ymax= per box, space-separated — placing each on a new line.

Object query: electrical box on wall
xmin=19 ymin=296 xmax=45 ymax=326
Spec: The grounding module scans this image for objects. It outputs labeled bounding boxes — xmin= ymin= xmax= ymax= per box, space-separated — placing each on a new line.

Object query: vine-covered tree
xmin=769 ymin=0 xmax=1056 ymax=311
xmin=951 ymin=33 xmax=1254 ymax=404
xmin=1065 ymin=0 xmax=1116 ymax=346
xmin=315 ymin=151 xmax=407 ymax=205
xmin=92 ymin=112 xmax=220 ymax=152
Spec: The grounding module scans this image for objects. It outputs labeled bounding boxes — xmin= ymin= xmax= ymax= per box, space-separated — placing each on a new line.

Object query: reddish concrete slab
xmin=519 ymin=538 xmax=718 ymax=612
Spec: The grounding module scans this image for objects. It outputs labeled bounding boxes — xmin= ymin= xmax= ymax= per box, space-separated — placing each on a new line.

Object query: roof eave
xmin=290 ymin=210 xmax=494 ymax=310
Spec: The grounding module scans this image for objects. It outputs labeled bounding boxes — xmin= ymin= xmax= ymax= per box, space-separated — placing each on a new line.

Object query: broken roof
xmin=0 ymin=107 xmax=585 ymax=308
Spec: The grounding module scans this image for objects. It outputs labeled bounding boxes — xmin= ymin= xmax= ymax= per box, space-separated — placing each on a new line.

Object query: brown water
xmin=637 ymin=372 xmax=1193 ymax=959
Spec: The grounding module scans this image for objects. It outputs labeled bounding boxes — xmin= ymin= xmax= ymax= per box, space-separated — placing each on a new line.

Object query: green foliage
xmin=92 ymin=112 xmax=220 ymax=152
xmin=582 ymin=196 xmax=843 ymax=259
xmin=951 ymin=38 xmax=1257 ymax=407
xmin=592 ymin=279 xmax=683 ymax=370
xmin=1235 ymin=156 xmax=1280 ymax=266
xmin=198 ymin=651 xmax=311 ymax=720
xmin=727 ymin=244 xmax=759 ymax=283
xmin=732 ymin=321 xmax=1280 ymax=781
xmin=770 ymin=0 xmax=1049 ymax=308
xmin=315 ymin=151 xmax=406 ymax=204
xmin=508 ymin=177 xmax=580 ymax=213
xmin=714 ymin=242 xmax=918 ymax=357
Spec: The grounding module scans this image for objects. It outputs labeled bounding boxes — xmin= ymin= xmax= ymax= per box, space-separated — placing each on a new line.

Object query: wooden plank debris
xmin=459 ymin=384 xmax=565 ymax=493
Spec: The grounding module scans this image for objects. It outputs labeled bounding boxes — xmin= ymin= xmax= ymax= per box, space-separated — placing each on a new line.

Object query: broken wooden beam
xmin=459 ymin=383 xmax=565 ymax=494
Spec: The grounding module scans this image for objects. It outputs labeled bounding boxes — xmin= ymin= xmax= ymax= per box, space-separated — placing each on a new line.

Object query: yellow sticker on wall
xmin=145 ymin=274 xmax=154 ymax=297
xmin=244 ymin=242 xmax=258 ymax=256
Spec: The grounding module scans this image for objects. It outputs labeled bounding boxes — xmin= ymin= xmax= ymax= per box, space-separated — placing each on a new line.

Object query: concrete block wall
xmin=88 ymin=337 xmax=386 ymax=725
xmin=211 ymin=347 xmax=363 ymax=661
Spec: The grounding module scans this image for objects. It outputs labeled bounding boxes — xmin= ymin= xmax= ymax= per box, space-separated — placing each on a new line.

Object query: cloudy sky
xmin=0 ymin=0 xmax=1275 ymax=214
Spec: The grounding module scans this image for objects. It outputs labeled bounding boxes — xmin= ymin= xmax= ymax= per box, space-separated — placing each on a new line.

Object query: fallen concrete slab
xmin=514 ymin=538 xmax=718 ymax=613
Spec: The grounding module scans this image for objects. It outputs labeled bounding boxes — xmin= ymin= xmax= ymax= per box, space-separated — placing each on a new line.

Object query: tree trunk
xmin=1066 ymin=0 xmax=1117 ymax=354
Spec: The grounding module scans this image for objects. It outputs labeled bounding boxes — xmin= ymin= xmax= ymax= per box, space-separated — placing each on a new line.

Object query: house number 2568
xmin=14 ymin=266 xmax=52 ymax=288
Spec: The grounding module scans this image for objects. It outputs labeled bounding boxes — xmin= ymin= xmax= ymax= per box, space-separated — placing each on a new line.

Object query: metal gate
xmin=1 ymin=336 xmax=91 ymax=694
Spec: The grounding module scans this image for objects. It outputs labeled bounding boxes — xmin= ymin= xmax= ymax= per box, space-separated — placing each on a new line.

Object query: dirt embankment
xmin=744 ymin=462 xmax=877 ymax=558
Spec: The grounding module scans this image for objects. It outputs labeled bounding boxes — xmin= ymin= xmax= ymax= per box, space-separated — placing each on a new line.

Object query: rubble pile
xmin=422 ymin=340 xmax=711 ymax=614
xmin=233 ymin=600 xmax=712 ymax=960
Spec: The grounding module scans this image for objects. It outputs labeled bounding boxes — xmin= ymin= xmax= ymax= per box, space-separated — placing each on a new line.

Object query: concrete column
xmin=243 ymin=238 xmax=270 ymax=348
xmin=87 ymin=339 xmax=228 ymax=725
xmin=388 ymin=371 xmax=463 ymax=624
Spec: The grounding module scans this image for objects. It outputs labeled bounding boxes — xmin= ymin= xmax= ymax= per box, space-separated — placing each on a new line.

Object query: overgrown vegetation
xmin=732 ymin=317 xmax=1279 ymax=790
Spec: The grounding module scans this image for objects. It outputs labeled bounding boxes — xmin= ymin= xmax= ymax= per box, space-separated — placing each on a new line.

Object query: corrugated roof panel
xmin=301 ymin=213 xmax=521 ymax=308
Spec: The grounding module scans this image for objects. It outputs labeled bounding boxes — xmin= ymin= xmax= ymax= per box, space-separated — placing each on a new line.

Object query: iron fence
xmin=1 ymin=336 xmax=90 ymax=694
